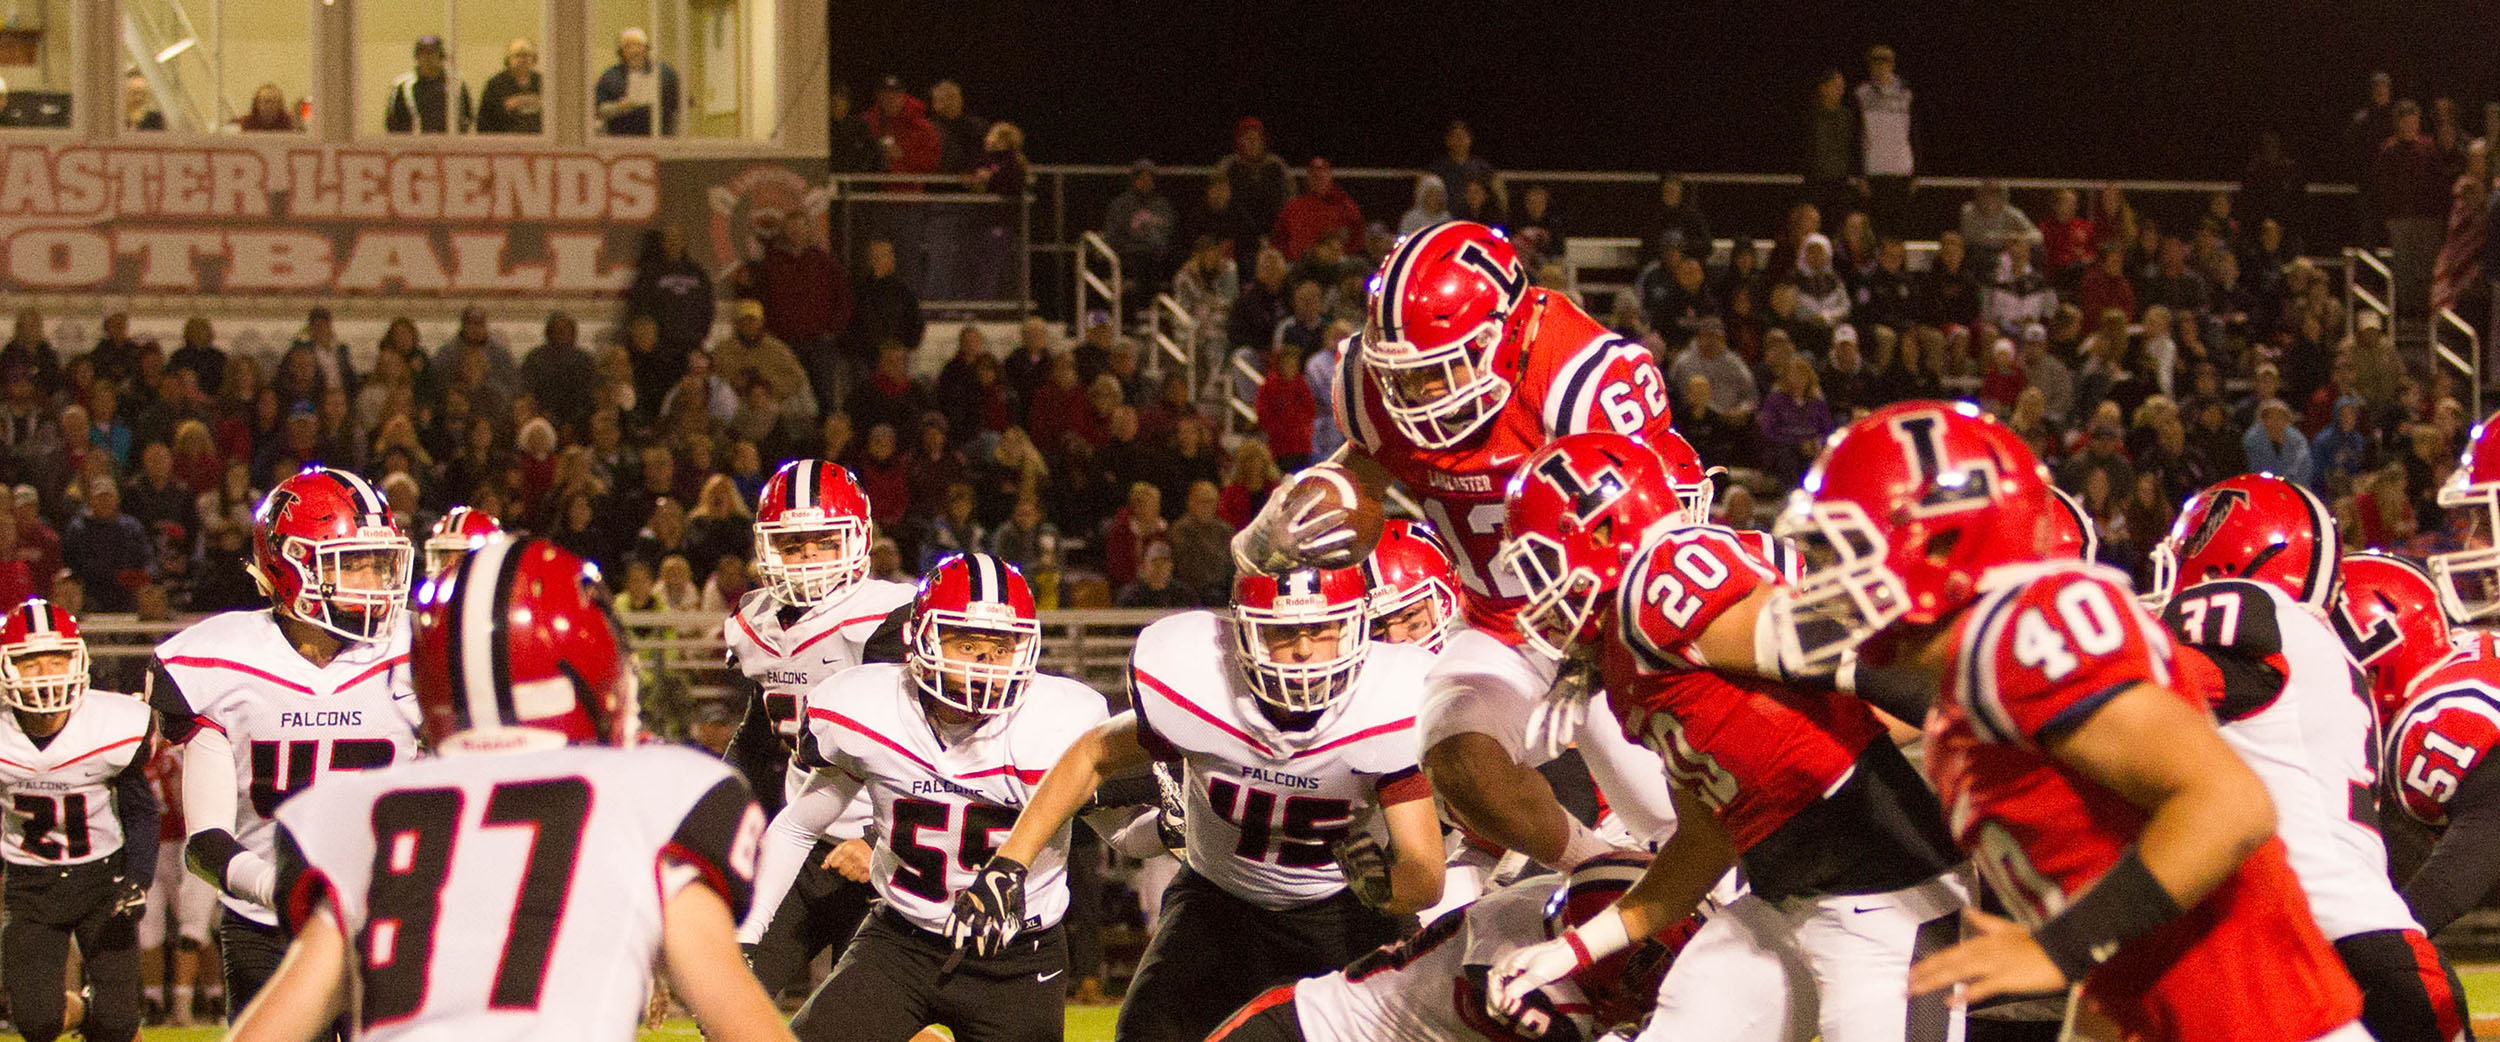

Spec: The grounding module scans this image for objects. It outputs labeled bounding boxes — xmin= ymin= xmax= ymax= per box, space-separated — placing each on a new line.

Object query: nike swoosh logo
xmin=1851 ymin=905 xmax=1883 ymax=914
xmin=1036 ymin=969 xmax=1063 ymax=983
xmin=822 ymin=656 xmax=841 ymax=664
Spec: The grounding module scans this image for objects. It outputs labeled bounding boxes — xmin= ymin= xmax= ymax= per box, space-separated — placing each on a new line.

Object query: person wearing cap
xmin=1856 ymin=45 xmax=1916 ymax=233
xmin=2015 ymin=321 xmax=2074 ymax=424
xmin=2242 ymin=397 xmax=2315 ymax=488
xmin=1104 ymin=159 xmax=1180 ymax=291
xmin=385 ymin=35 xmax=473 ymax=134
xmin=1215 ymin=116 xmax=1292 ymax=232
xmin=475 ymin=38 xmax=543 ymax=134
xmin=1272 ymin=157 xmax=1364 ymax=262
xmin=594 ymin=27 xmax=680 ymax=136
xmin=860 ymin=73 xmax=938 ymax=178
xmin=710 ymin=299 xmax=818 ymax=427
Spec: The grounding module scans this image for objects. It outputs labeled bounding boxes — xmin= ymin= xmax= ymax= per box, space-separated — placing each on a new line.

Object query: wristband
xmin=1552 ymin=817 xmax=1615 ymax=873
xmin=2031 ymin=847 xmax=2183 ymax=983
xmin=1562 ymin=905 xmax=1632 ymax=970
xmin=1752 ymin=599 xmax=1791 ymax=683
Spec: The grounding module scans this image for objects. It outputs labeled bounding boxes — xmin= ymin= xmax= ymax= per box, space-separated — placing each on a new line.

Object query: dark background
xmin=837 ymin=2 xmax=2500 ymax=182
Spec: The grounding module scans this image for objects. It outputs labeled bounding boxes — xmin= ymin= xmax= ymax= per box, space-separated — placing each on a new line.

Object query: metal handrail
xmin=2345 ymin=246 xmax=2395 ymax=341
xmin=1076 ymin=231 xmax=1122 ymax=339
xmin=2437 ymin=307 xmax=2484 ymax=420
xmin=1226 ymin=351 xmax=1266 ymax=438
xmin=1147 ymin=293 xmax=1197 ymax=391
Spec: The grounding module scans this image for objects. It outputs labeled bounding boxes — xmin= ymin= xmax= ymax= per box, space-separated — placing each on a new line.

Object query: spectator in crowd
xmin=2077 ymin=246 xmax=2138 ymax=322
xmin=965 ymin=120 xmax=1031 ymax=299
xmin=845 ymin=342 xmax=930 ymax=438
xmin=928 ymin=80 xmax=987 ymax=182
xmin=2376 ymin=99 xmax=2451 ymax=321
xmin=1670 ymin=318 xmax=1759 ymax=418
xmin=122 ymin=441 xmax=196 ymax=536
xmin=1916 ymin=229 xmax=1981 ymax=328
xmin=1102 ymin=481 xmax=1167 ymax=590
xmin=1759 ymin=355 xmax=1832 ymax=484
xmin=1399 ymin=175 xmax=1452 ymax=236
xmin=124 ymin=70 xmax=164 ymax=131
xmin=1116 ymin=543 xmax=1196 ymax=608
xmin=2243 ymin=398 xmax=2315 ymax=486
xmin=1678 ymin=373 xmax=1750 ymax=468
xmin=1001 ymin=318 xmax=1055 ymax=407
xmin=1104 ymin=160 xmax=1180 ymax=290
xmin=476 ymin=38 xmax=544 ymax=134
xmin=1172 ymin=234 xmax=1240 ymax=359
xmin=1229 ymin=247 xmax=1292 ymax=360
xmin=1218 ymin=439 xmax=1280 ymax=530
xmin=712 ymin=299 xmax=817 ymax=427
xmin=1655 ymin=175 xmax=1711 ymax=257
xmin=0 ymin=310 xmax=57 ymax=402
xmin=1274 ymin=158 xmax=1365 ymax=261
xmin=1216 ymin=117 xmax=1292 ymax=233
xmin=1273 ymin=279 xmax=1331 ymax=358
xmin=385 ymin=36 xmax=473 ymax=134
xmin=1256 ymin=345 xmax=1317 ymax=469
xmin=1187 ymin=171 xmax=1265 ymax=274
xmin=1854 ymin=238 xmax=1916 ymax=334
xmin=828 ymin=82 xmax=880 ymax=175
xmin=902 ymin=414 xmax=965 ymax=528
xmin=625 ymin=225 xmax=714 ymax=391
xmin=1428 ymin=120 xmax=1499 ymax=221
xmin=1024 ymin=355 xmax=1090 ymax=458
xmin=169 ymin=317 xmax=226 ymax=403
xmin=2137 ymin=237 xmax=2210 ymax=316
xmin=2312 ymin=395 xmax=2376 ymax=495
xmin=1787 ymin=234 xmax=1852 ymax=330
xmin=1821 ymin=325 xmax=1876 ymax=416
xmin=1855 ymin=45 xmax=1916 ymax=233
xmin=2038 ymin=189 xmax=2097 ymax=281
xmin=1958 ymin=181 xmax=2041 ymax=273
xmin=2434 ymin=137 xmax=2489 ymax=319
xmin=87 ymin=312 xmax=139 ymax=390
xmin=918 ymin=482 xmax=987 ymax=573
xmin=65 ymin=478 xmax=149 ymax=612
xmin=658 ymin=349 xmax=738 ymax=430
xmin=845 ymin=240 xmax=924 ymax=367
xmin=234 ymin=83 xmax=296 ymax=132
xmin=1803 ymin=68 xmax=1862 ymax=223
xmin=1984 ymin=246 xmax=2058 ymax=334
xmin=731 ymin=210 xmax=846 ymax=395
xmin=595 ymin=27 xmax=681 ymax=136
xmin=1637 ymin=250 xmax=1717 ymax=350
xmin=2015 ymin=322 xmax=2075 ymax=425
xmin=290 ymin=307 xmax=357 ymax=403
xmin=522 ymin=311 xmax=598 ymax=436
xmin=987 ymin=494 xmax=1057 ymax=575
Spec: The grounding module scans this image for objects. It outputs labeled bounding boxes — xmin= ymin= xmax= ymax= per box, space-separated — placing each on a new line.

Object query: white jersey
xmin=1293 ymin=878 xmax=1595 ymax=1042
xmin=272 ymin=744 xmax=761 ymax=1042
xmin=2163 ymin=579 xmax=2421 ymax=939
xmin=0 ymin=691 xmax=153 ymax=867
xmin=795 ymin=663 xmax=1106 ymax=934
xmin=150 ymin=610 xmax=421 ymax=924
xmin=1130 ymin=611 xmax=1436 ymax=911
xmin=723 ymin=580 xmax=914 ymax=835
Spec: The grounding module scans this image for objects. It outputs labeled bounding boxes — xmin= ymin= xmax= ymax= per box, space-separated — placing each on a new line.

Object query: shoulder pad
xmin=2161 ymin=579 xmax=2286 ymax=658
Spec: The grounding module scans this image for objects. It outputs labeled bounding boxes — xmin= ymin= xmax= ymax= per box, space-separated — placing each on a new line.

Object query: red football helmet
xmin=409 ymin=535 xmax=637 ymax=751
xmin=1361 ymin=519 xmax=1458 ymax=653
xmin=1650 ymin=428 xmax=1722 ymax=526
xmin=0 ymin=599 xmax=85 ymax=714
xmin=1362 ymin=221 xmax=1532 ymax=448
xmin=1773 ymin=401 xmax=2057 ymax=674
xmin=2148 ymin=474 xmax=2339 ymax=613
xmin=252 ymin=466 xmax=414 ymax=643
xmin=2338 ymin=552 xmax=2452 ymax=725
xmin=907 ymin=553 xmax=1042 ymax=715
xmin=1233 ymin=566 xmax=1371 ymax=712
xmin=1496 ymin=432 xmax=1682 ymax=659
xmin=424 ymin=505 xmax=502 ymax=577
xmin=2045 ymin=484 xmax=2098 ymax=563
xmin=755 ymin=460 xmax=874 ymax=608
xmin=1542 ymin=852 xmax=1699 ymax=1031
xmin=2433 ymin=411 xmax=2500 ymax=623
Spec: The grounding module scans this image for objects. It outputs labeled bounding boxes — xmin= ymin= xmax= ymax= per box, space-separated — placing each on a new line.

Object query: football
xmin=1279 ymin=462 xmax=1387 ymax=567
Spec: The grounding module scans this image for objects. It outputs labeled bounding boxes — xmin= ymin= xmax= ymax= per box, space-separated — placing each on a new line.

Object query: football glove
xmin=1231 ymin=470 xmax=1362 ymax=574
xmin=1331 ymin=831 xmax=1395 ymax=910
xmin=945 ymin=855 xmax=1028 ymax=958
xmin=109 ymin=875 xmax=147 ymax=921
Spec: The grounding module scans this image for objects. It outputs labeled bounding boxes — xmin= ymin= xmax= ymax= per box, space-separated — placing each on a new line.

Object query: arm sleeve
xmin=737 ymin=765 xmax=862 ymax=945
xmin=720 ymin=672 xmax=788 ymax=818
xmin=112 ymin=721 xmax=160 ymax=879
xmin=860 ymin=602 xmax=913 ymax=665
xmin=664 ymin=775 xmax=765 ymax=921
xmin=2404 ymin=758 xmax=2500 ymax=935
xmin=146 ymin=661 xmax=203 ymax=744
xmin=181 ymin=727 xmax=274 ymax=907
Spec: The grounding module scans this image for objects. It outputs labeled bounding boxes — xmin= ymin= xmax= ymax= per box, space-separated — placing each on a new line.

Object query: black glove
xmin=109 ymin=875 xmax=147 ymax=921
xmin=945 ymin=855 xmax=1028 ymax=958
xmin=1331 ymin=831 xmax=1395 ymax=910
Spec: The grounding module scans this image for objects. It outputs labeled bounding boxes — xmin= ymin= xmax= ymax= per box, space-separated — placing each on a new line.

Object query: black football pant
xmin=1115 ymin=866 xmax=1412 ymax=1042
xmin=790 ymin=904 xmax=1067 ymax=1042
xmin=4 ymin=860 xmax=140 ymax=1042
xmin=746 ymin=839 xmax=876 ymax=998
xmin=216 ymin=909 xmax=290 ymax=1024
xmin=2337 ymin=928 xmax=2471 ymax=1042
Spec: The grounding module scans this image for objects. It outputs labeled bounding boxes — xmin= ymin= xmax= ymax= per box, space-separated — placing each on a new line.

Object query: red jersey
xmin=1599 ymin=526 xmax=1953 ymax=899
xmin=2385 ymin=631 xmax=2500 ymax=830
xmin=1335 ymin=289 xmax=1673 ymax=638
xmin=1926 ymin=564 xmax=2358 ymax=1042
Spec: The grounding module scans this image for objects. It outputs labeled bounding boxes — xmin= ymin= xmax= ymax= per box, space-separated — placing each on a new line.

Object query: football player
xmin=960 ymin=566 xmax=1446 ymax=1042
xmin=1732 ymin=402 xmax=2362 ymax=1042
xmin=742 ymin=552 xmax=1107 ymax=1042
xmin=1363 ymin=519 xmax=1459 ymax=653
xmin=0 ymin=599 xmax=155 ymax=1042
xmin=2338 ymin=553 xmax=2458 ymax=731
xmin=1485 ymin=432 xmax=1965 ymax=1042
xmin=1234 ymin=220 xmax=1681 ymax=878
xmin=230 ymin=536 xmax=789 ymax=1042
xmin=1205 ymin=853 xmax=1696 ymax=1042
xmin=148 ymin=466 xmax=421 ymax=1016
xmin=2146 ymin=476 xmax=2460 ymax=1042
xmin=421 ymin=504 xmax=500 ymax=577
xmin=721 ymin=460 xmax=916 ymax=996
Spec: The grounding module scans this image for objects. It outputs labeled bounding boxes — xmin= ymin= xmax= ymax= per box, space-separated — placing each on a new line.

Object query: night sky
xmin=838 ymin=2 xmax=2500 ymax=182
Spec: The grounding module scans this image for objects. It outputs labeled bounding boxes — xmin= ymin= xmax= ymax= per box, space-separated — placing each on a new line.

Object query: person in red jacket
xmin=1255 ymin=344 xmax=1318 ymax=469
xmin=1272 ymin=158 xmax=1366 ymax=261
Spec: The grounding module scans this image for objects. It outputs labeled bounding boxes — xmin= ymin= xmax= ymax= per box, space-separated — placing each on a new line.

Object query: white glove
xmin=1525 ymin=661 xmax=1597 ymax=765
xmin=1488 ymin=906 xmax=1629 ymax=1034
xmin=1231 ymin=468 xmax=1361 ymax=574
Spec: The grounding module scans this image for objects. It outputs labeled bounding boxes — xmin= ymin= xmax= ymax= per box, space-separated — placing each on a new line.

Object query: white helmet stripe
xmin=793 ymin=461 xmax=816 ymax=509
xmin=971 ymin=552 xmax=1000 ymax=604
xmin=23 ymin=603 xmax=46 ymax=635
xmin=458 ymin=536 xmax=517 ymax=731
